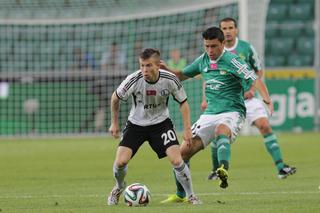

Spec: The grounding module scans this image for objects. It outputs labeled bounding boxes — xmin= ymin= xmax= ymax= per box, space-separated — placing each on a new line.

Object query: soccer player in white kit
xmin=107 ymin=48 xmax=201 ymax=205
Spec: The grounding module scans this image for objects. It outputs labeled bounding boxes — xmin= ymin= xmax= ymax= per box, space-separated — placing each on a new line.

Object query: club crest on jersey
xmin=239 ymin=53 xmax=246 ymax=61
xmin=160 ymin=89 xmax=170 ymax=97
xmin=220 ymin=70 xmax=227 ymax=75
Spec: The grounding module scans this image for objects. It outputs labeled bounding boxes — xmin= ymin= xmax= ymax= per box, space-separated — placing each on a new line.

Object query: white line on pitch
xmin=0 ymin=191 xmax=319 ymax=199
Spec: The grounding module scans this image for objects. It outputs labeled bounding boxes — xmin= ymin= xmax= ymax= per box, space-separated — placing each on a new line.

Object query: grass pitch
xmin=0 ymin=133 xmax=320 ymax=213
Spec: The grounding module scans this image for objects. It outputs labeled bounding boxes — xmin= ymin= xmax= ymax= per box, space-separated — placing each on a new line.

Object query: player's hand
xmin=109 ymin=123 xmax=120 ymax=138
xmin=183 ymin=128 xmax=193 ymax=148
xmin=244 ymin=89 xmax=255 ymax=99
xmin=264 ymin=100 xmax=274 ymax=116
xmin=201 ymin=99 xmax=207 ymax=111
xmin=159 ymin=60 xmax=169 ymax=70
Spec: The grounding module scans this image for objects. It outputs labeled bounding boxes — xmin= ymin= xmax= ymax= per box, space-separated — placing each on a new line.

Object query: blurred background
xmin=0 ymin=0 xmax=318 ymax=136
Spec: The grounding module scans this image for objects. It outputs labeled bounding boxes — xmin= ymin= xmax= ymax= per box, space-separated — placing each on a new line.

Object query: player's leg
xmin=107 ymin=122 xmax=146 ymax=205
xmin=208 ymin=140 xmax=219 ymax=180
xmin=246 ymin=98 xmax=296 ymax=179
xmin=214 ymin=112 xmax=245 ymax=188
xmin=166 ymin=145 xmax=202 ymax=204
xmin=254 ymin=117 xmax=296 ymax=179
xmin=161 ymin=116 xmax=213 ymax=203
xmin=214 ymin=124 xmax=232 ymax=189
xmin=107 ymin=146 xmax=131 ymax=206
xmin=161 ymin=137 xmax=204 ymax=204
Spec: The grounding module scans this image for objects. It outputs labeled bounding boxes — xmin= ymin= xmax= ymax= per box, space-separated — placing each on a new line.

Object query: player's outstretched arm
xmin=159 ymin=60 xmax=189 ymax=81
xmin=253 ymin=79 xmax=274 ymax=115
xmin=179 ymin=101 xmax=192 ymax=144
xmin=109 ymin=92 xmax=120 ymax=138
xmin=201 ymin=81 xmax=208 ymax=111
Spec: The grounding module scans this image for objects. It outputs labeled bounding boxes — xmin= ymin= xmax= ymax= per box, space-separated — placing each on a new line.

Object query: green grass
xmin=1 ymin=133 xmax=320 ymax=213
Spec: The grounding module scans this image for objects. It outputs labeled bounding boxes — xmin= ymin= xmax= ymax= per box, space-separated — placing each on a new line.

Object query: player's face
xmin=220 ymin=21 xmax=238 ymax=42
xmin=139 ymin=57 xmax=160 ymax=82
xmin=204 ymin=39 xmax=225 ymax=60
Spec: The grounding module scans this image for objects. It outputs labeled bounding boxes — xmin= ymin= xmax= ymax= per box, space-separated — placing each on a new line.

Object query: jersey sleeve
xmin=182 ymin=57 xmax=201 ymax=78
xmin=230 ymin=56 xmax=257 ymax=84
xmin=115 ymin=72 xmax=139 ymax=101
xmin=170 ymin=75 xmax=187 ymax=103
xmin=248 ymin=44 xmax=262 ymax=72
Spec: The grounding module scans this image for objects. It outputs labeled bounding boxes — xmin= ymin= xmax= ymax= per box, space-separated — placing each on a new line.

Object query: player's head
xmin=139 ymin=48 xmax=161 ymax=82
xmin=219 ymin=17 xmax=238 ymax=43
xmin=202 ymin=27 xmax=225 ymax=60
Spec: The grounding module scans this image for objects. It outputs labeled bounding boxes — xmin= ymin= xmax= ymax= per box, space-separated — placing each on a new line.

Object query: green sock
xmin=174 ymin=160 xmax=189 ymax=198
xmin=263 ymin=133 xmax=284 ymax=171
xmin=216 ymin=135 xmax=231 ymax=170
xmin=210 ymin=141 xmax=219 ymax=171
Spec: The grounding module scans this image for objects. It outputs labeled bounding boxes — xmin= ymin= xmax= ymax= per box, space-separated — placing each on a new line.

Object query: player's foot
xmin=208 ymin=170 xmax=219 ymax=180
xmin=187 ymin=195 xmax=203 ymax=205
xmin=278 ymin=164 xmax=297 ymax=179
xmin=107 ymin=183 xmax=126 ymax=205
xmin=216 ymin=165 xmax=228 ymax=189
xmin=161 ymin=194 xmax=187 ymax=203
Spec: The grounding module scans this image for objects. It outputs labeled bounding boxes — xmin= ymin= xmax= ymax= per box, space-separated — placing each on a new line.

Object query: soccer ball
xmin=124 ymin=183 xmax=151 ymax=207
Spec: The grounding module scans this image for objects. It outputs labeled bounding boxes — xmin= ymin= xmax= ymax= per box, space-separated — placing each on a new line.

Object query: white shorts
xmin=191 ymin=112 xmax=245 ymax=147
xmin=245 ymin=98 xmax=269 ymax=125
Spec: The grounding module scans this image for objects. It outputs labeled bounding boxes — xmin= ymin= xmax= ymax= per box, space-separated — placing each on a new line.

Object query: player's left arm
xmin=253 ymin=79 xmax=274 ymax=115
xmin=248 ymin=45 xmax=273 ymax=114
xmin=179 ymin=100 xmax=192 ymax=145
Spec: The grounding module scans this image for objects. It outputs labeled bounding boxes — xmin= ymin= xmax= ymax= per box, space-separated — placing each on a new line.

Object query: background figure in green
xmin=167 ymin=48 xmax=187 ymax=70
xmin=206 ymin=17 xmax=296 ymax=181
xmin=160 ymin=26 xmax=272 ymax=203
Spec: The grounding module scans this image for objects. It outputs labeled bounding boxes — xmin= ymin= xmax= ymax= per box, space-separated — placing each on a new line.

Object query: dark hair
xmin=139 ymin=48 xmax=160 ymax=61
xmin=202 ymin=27 xmax=225 ymax=42
xmin=219 ymin=17 xmax=238 ymax=28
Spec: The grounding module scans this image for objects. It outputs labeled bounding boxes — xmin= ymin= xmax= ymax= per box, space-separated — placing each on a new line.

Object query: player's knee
xmin=115 ymin=157 xmax=129 ymax=168
xmin=257 ymin=122 xmax=272 ymax=134
xmin=215 ymin=124 xmax=231 ymax=136
xmin=170 ymin=158 xmax=183 ymax=167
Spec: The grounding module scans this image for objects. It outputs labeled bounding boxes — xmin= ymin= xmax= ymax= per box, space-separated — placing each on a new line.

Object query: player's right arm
xmin=201 ymin=81 xmax=207 ymax=111
xmin=109 ymin=91 xmax=120 ymax=138
xmin=160 ymin=60 xmax=189 ymax=81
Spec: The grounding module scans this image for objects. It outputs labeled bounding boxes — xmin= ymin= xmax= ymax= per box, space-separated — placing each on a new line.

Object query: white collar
xmin=224 ymin=37 xmax=238 ymax=52
xmin=210 ymin=49 xmax=226 ymax=64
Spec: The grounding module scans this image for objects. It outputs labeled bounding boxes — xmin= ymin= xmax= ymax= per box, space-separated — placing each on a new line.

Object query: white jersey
xmin=116 ymin=69 xmax=187 ymax=126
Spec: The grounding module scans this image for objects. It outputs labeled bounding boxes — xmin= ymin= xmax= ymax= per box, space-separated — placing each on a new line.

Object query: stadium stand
xmin=0 ymin=1 xmax=239 ymax=135
xmin=264 ymin=0 xmax=315 ymax=67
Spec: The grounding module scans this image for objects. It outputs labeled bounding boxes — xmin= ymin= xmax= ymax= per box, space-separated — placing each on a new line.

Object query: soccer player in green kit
xmin=160 ymin=26 xmax=272 ymax=203
xmin=205 ymin=18 xmax=296 ymax=181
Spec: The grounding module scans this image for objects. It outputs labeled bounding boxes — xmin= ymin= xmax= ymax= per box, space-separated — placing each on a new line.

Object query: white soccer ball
xmin=124 ymin=183 xmax=151 ymax=207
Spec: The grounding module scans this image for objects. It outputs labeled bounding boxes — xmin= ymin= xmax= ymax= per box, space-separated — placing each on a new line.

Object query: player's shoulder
xmin=159 ymin=69 xmax=182 ymax=87
xmin=159 ymin=69 xmax=177 ymax=78
xmin=122 ymin=70 xmax=143 ymax=87
xmin=126 ymin=70 xmax=143 ymax=80
xmin=222 ymin=50 xmax=239 ymax=60
xmin=238 ymin=39 xmax=256 ymax=51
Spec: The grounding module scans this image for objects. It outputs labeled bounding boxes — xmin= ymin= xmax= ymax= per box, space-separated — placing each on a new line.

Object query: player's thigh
xmin=215 ymin=112 xmax=245 ymax=143
xmin=245 ymin=98 xmax=269 ymax=125
xmin=180 ymin=136 xmax=204 ymax=160
xmin=148 ymin=119 xmax=179 ymax=159
xmin=115 ymin=146 xmax=133 ymax=166
xmin=119 ymin=121 xmax=148 ymax=158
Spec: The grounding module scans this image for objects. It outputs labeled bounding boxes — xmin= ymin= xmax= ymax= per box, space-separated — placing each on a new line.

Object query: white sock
xmin=113 ymin=163 xmax=127 ymax=189
xmin=174 ymin=162 xmax=194 ymax=198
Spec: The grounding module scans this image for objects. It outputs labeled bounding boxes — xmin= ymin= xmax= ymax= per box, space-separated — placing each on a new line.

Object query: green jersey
xmin=225 ymin=38 xmax=262 ymax=92
xmin=183 ymin=50 xmax=257 ymax=116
